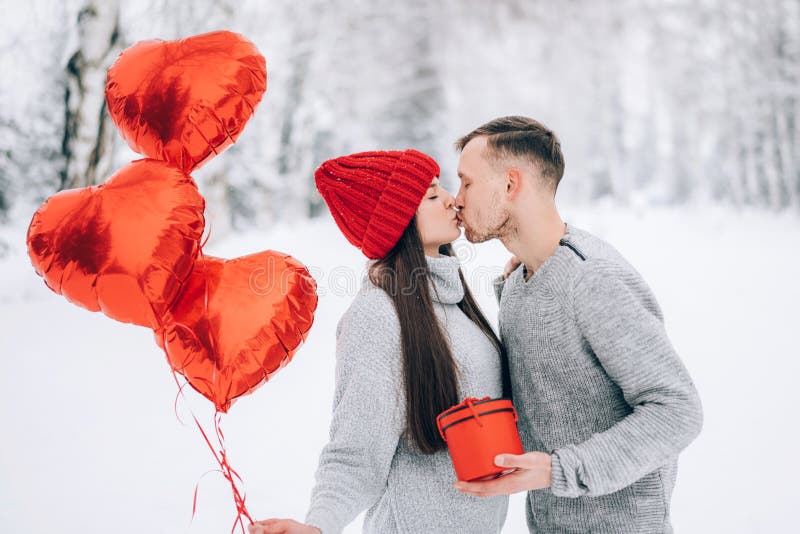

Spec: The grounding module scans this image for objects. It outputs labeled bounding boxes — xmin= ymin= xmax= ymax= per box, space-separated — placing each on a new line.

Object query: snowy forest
xmin=1 ymin=0 xmax=799 ymax=241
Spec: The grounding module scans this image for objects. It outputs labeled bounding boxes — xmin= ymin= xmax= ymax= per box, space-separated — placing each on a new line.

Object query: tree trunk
xmin=61 ymin=0 xmax=120 ymax=191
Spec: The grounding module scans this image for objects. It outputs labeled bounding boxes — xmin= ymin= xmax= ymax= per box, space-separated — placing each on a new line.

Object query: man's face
xmin=454 ymin=136 xmax=511 ymax=243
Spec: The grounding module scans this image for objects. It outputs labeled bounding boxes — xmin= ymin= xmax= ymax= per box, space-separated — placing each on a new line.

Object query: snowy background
xmin=2 ymin=0 xmax=800 ymax=533
xmin=2 ymin=205 xmax=799 ymax=533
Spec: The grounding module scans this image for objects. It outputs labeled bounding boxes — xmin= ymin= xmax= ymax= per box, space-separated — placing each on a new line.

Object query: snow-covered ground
xmin=1 ymin=203 xmax=798 ymax=533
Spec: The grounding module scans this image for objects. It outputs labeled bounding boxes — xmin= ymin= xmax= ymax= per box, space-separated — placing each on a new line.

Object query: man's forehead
xmin=462 ymin=135 xmax=489 ymax=155
xmin=457 ymin=157 xmax=479 ymax=180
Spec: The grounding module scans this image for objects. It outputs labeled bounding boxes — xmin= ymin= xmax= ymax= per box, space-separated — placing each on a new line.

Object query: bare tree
xmin=4 ymin=0 xmax=800 ymax=225
xmin=61 ymin=0 xmax=120 ymax=190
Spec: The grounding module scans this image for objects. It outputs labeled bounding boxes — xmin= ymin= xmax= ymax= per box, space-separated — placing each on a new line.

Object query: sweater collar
xmin=363 ymin=254 xmax=464 ymax=304
xmin=425 ymin=254 xmax=464 ymax=304
xmin=515 ymin=221 xmax=577 ymax=289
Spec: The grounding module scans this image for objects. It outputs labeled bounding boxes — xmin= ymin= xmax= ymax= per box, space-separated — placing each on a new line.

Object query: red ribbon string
xmin=167 ymin=224 xmax=254 ymax=532
xmin=171 ymin=371 xmax=254 ymax=533
xmin=191 ymin=411 xmax=254 ymax=533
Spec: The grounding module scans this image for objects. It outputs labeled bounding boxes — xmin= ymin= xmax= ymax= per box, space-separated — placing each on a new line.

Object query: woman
xmin=249 ymin=149 xmax=509 ymax=534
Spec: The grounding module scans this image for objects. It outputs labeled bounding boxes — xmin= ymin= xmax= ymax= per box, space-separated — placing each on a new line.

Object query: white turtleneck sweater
xmin=305 ymin=254 xmax=509 ymax=534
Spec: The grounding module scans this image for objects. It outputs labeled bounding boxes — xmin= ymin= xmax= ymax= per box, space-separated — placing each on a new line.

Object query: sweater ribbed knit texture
xmin=306 ymin=254 xmax=509 ymax=534
xmin=494 ymin=224 xmax=703 ymax=534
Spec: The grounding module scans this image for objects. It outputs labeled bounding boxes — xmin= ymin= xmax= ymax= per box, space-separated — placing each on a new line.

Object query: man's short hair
xmin=455 ymin=116 xmax=565 ymax=190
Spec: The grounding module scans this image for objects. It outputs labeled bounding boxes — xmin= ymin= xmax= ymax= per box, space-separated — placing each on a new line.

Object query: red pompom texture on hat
xmin=314 ymin=149 xmax=440 ymax=259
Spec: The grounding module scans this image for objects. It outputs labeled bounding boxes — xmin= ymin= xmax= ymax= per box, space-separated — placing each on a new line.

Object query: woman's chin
xmin=431 ymin=229 xmax=462 ymax=251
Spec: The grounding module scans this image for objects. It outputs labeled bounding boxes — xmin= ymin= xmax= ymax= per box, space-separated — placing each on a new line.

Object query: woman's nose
xmin=443 ymin=191 xmax=455 ymax=208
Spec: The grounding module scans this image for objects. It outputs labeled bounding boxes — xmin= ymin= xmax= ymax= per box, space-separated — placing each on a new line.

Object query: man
xmin=452 ymin=116 xmax=702 ymax=533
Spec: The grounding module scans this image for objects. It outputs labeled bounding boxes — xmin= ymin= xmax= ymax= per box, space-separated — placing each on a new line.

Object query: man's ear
xmin=506 ymin=168 xmax=523 ymax=200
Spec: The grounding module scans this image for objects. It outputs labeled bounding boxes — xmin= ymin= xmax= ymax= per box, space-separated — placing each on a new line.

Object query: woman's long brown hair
xmin=369 ymin=216 xmax=509 ymax=454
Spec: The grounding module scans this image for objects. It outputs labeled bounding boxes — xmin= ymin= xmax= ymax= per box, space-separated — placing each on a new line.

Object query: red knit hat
xmin=315 ymin=149 xmax=440 ymax=259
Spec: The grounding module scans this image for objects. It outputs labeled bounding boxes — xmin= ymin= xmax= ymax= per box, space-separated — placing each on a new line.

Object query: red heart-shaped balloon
xmin=156 ymin=251 xmax=318 ymax=412
xmin=105 ymin=30 xmax=267 ymax=173
xmin=26 ymin=159 xmax=206 ymax=328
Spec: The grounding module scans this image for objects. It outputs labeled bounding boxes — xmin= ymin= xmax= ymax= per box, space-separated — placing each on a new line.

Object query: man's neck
xmin=502 ymin=209 xmax=566 ymax=280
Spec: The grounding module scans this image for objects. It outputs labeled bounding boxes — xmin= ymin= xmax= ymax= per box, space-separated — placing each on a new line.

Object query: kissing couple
xmin=249 ymin=116 xmax=703 ymax=534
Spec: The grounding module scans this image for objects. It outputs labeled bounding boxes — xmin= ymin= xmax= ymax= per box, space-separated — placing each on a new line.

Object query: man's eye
xmin=464 ymin=184 xmax=470 ymax=189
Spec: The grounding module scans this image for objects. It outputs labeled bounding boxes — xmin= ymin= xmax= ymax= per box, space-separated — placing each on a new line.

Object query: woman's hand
xmin=503 ymin=255 xmax=521 ymax=279
xmin=248 ymin=518 xmax=321 ymax=534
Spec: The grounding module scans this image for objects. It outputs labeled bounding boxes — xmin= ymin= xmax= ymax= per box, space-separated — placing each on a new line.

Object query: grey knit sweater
xmin=494 ymin=224 xmax=702 ymax=534
xmin=306 ymin=254 xmax=509 ymax=534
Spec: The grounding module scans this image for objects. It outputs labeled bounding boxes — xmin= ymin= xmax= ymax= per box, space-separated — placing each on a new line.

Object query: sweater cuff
xmin=549 ymin=446 xmax=583 ymax=498
xmin=305 ymin=507 xmax=341 ymax=534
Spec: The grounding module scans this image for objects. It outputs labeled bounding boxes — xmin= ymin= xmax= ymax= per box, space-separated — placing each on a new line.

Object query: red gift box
xmin=437 ymin=397 xmax=525 ymax=482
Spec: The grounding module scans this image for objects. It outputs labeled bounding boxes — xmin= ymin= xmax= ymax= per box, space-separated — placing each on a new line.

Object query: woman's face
xmin=416 ymin=177 xmax=460 ymax=257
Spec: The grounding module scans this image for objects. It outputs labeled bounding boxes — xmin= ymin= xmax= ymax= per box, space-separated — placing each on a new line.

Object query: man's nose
xmin=454 ymin=190 xmax=464 ymax=209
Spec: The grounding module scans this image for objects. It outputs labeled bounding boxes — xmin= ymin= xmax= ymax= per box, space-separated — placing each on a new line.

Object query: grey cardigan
xmin=306 ymin=254 xmax=509 ymax=533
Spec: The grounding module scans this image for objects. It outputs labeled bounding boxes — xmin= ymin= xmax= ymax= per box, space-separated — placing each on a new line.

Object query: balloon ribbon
xmin=171 ymin=371 xmax=254 ymax=533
